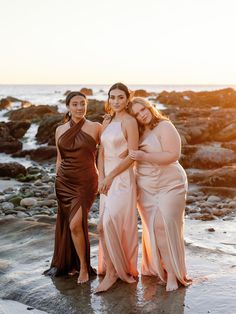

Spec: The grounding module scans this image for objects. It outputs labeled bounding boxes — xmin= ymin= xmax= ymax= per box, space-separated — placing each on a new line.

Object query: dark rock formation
xmin=6 ymin=121 xmax=31 ymax=139
xmin=0 ymin=162 xmax=26 ymax=177
xmin=30 ymin=146 xmax=57 ymax=161
xmin=157 ymin=88 xmax=236 ymax=108
xmin=87 ymin=99 xmax=105 ymax=123
xmin=80 ymin=88 xmax=93 ymax=96
xmin=12 ymin=146 xmax=57 ymax=161
xmin=0 ymin=98 xmax=11 ymax=110
xmin=36 ymin=114 xmax=64 ymax=145
xmin=133 ymin=89 xmax=151 ymax=97
xmin=186 ymin=166 xmax=236 ymax=187
xmin=0 ymin=122 xmax=22 ymax=153
xmin=9 ymin=105 xmax=59 ymax=122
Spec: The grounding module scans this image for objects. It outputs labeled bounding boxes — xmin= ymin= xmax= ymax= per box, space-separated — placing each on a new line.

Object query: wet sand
xmin=0 ymin=217 xmax=236 ymax=314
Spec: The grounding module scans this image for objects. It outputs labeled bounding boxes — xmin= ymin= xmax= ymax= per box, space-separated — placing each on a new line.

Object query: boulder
xmin=157 ymin=88 xmax=236 ymax=108
xmin=133 ymin=89 xmax=150 ymax=97
xmin=13 ymin=146 xmax=57 ymax=161
xmin=36 ymin=114 xmax=64 ymax=145
xmin=20 ymin=197 xmax=37 ymax=207
xmin=80 ymin=88 xmax=93 ymax=96
xmin=213 ymin=123 xmax=236 ymax=142
xmin=6 ymin=121 xmax=31 ymax=139
xmin=0 ymin=98 xmax=11 ymax=110
xmin=87 ymin=99 xmax=105 ymax=123
xmin=0 ymin=139 xmax=22 ymax=154
xmin=0 ymin=122 xmax=27 ymax=153
xmin=30 ymin=146 xmax=57 ymax=161
xmin=187 ymin=166 xmax=236 ymax=187
xmin=0 ymin=162 xmax=26 ymax=177
xmin=0 ymin=202 xmax=14 ymax=211
xmin=9 ymin=105 xmax=59 ymax=122
xmin=182 ymin=145 xmax=236 ymax=169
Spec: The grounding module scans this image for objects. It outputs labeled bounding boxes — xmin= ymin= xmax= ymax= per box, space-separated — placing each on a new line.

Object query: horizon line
xmin=0 ymin=83 xmax=236 ymax=86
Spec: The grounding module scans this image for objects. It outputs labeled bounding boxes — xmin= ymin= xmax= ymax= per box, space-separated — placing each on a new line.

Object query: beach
xmin=0 ymin=212 xmax=236 ymax=314
xmin=0 ymin=85 xmax=236 ymax=313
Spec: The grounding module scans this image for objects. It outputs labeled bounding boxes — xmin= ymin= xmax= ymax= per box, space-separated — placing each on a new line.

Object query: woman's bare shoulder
xmin=86 ymin=119 xmax=102 ymax=127
xmin=56 ymin=122 xmax=69 ymax=132
xmin=153 ymin=120 xmax=179 ymax=138
xmin=122 ymin=114 xmax=138 ymax=126
xmin=55 ymin=122 xmax=69 ymax=138
xmin=156 ymin=120 xmax=174 ymax=130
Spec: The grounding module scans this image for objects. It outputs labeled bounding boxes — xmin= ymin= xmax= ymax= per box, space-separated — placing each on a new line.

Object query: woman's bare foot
xmin=166 ymin=273 xmax=178 ymax=291
xmin=94 ymin=272 xmax=118 ymax=293
xmin=68 ymin=269 xmax=78 ymax=276
xmin=77 ymin=266 xmax=89 ymax=284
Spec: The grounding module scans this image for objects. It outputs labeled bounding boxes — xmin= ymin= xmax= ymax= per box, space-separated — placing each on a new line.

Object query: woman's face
xmin=109 ymin=89 xmax=128 ymax=113
xmin=131 ymin=102 xmax=152 ymax=125
xmin=67 ymin=95 xmax=87 ymax=120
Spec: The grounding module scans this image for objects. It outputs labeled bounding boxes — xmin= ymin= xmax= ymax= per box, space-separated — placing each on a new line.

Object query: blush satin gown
xmin=136 ymin=126 xmax=190 ymax=286
xmin=44 ymin=118 xmax=98 ymax=277
xmin=98 ymin=121 xmax=138 ymax=283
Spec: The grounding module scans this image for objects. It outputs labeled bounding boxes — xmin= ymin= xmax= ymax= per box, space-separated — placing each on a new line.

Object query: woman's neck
xmin=113 ymin=111 xmax=126 ymax=121
xmin=71 ymin=117 xmax=85 ymax=124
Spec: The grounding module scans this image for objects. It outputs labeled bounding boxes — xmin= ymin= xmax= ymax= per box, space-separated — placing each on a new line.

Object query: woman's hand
xmin=129 ymin=149 xmax=146 ymax=161
xmin=103 ymin=113 xmax=112 ymax=122
xmin=97 ymin=217 xmax=103 ymax=234
xmin=99 ymin=176 xmax=113 ymax=195
xmin=98 ymin=176 xmax=105 ymax=193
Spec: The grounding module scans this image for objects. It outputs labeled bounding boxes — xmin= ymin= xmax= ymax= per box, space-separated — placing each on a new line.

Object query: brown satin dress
xmin=45 ymin=118 xmax=98 ymax=277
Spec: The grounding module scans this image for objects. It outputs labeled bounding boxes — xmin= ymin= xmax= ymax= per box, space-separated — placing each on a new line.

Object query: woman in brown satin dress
xmin=44 ymin=91 xmax=101 ymax=284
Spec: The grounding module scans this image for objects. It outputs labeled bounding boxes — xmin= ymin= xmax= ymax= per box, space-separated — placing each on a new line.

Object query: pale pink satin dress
xmin=136 ymin=127 xmax=190 ymax=286
xmin=98 ymin=121 xmax=138 ymax=283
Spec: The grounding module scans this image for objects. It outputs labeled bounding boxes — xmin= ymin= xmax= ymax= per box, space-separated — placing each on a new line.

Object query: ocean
xmin=1 ymin=84 xmax=236 ymax=109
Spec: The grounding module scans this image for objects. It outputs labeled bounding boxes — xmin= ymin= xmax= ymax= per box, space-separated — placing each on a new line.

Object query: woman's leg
xmin=69 ymin=207 xmax=88 ymax=283
xmin=95 ymin=224 xmax=118 ymax=293
xmin=155 ymin=211 xmax=178 ymax=291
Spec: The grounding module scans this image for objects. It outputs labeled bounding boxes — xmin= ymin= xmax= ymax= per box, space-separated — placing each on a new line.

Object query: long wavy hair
xmin=128 ymin=97 xmax=168 ymax=135
xmin=105 ymin=82 xmax=130 ymax=117
xmin=64 ymin=91 xmax=87 ymax=123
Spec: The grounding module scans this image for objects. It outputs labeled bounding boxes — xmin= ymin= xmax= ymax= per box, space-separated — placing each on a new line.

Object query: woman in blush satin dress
xmin=95 ymin=83 xmax=139 ymax=293
xmin=44 ymin=91 xmax=101 ymax=284
xmin=128 ymin=97 xmax=192 ymax=291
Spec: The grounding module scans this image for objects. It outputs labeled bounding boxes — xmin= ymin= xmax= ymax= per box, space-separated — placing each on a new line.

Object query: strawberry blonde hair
xmin=128 ymin=97 xmax=168 ymax=135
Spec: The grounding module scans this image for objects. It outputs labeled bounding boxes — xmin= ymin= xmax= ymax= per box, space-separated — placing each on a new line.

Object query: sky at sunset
xmin=0 ymin=0 xmax=236 ymax=85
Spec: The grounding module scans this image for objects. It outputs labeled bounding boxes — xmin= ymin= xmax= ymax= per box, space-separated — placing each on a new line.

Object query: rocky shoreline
xmin=1 ymin=87 xmax=236 ymax=222
xmin=0 ymin=87 xmax=236 ymax=313
xmin=0 ymin=213 xmax=236 ymax=314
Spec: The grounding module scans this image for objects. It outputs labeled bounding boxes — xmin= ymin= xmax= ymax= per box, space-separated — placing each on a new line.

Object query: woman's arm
xmin=55 ymin=127 xmax=62 ymax=174
xmin=100 ymin=117 xmax=139 ymax=194
xmin=129 ymin=121 xmax=181 ymax=165
xmin=97 ymin=143 xmax=105 ymax=191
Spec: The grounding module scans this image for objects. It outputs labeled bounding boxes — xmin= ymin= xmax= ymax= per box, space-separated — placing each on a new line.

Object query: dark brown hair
xmin=128 ymin=97 xmax=169 ymax=135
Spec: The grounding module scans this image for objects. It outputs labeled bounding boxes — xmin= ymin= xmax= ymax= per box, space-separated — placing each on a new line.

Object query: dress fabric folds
xmin=46 ymin=118 xmax=98 ymax=276
xmin=136 ymin=128 xmax=190 ymax=286
xmin=98 ymin=121 xmax=138 ymax=283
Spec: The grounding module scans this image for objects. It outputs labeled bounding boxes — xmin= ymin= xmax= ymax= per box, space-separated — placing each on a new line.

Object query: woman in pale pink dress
xmin=95 ymin=83 xmax=139 ymax=293
xmin=129 ymin=97 xmax=191 ymax=291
